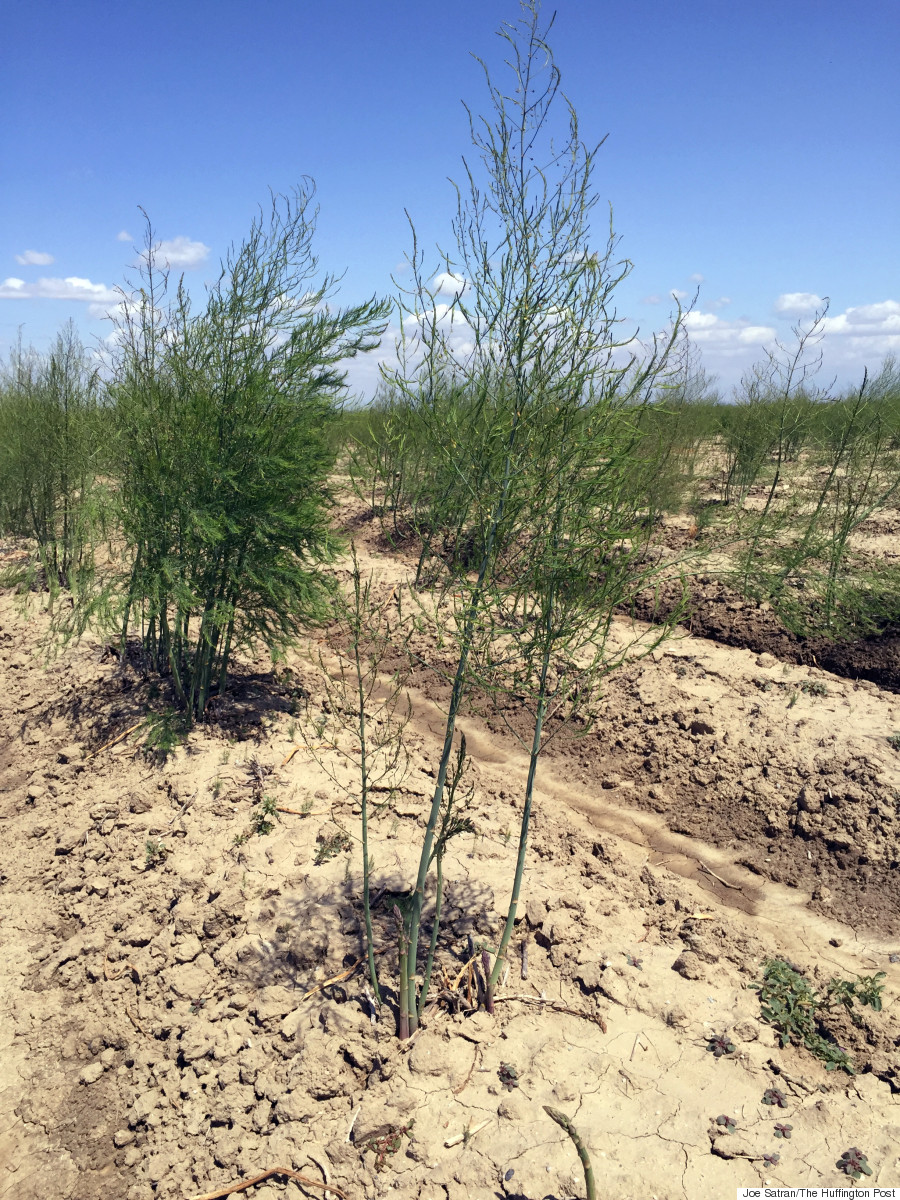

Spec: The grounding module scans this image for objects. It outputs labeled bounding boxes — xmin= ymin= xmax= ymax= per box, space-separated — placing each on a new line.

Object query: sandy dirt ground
xmin=1 ymin=495 xmax=899 ymax=1200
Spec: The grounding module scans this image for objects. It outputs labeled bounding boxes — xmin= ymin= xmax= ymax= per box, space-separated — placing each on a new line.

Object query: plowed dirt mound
xmin=2 ymin=515 xmax=900 ymax=1200
xmin=631 ymin=577 xmax=900 ymax=693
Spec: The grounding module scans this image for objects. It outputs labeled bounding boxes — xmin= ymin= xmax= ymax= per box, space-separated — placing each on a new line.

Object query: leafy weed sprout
xmin=250 ymin=795 xmax=279 ymax=837
xmin=800 ymin=680 xmax=829 ymax=697
xmin=314 ymin=829 xmax=352 ymax=865
xmin=361 ymin=1121 xmax=414 ymax=1173
xmin=837 ymin=1148 xmax=874 ymax=1180
xmin=751 ymin=958 xmax=885 ymax=1073
xmin=706 ymin=1034 xmax=735 ymax=1058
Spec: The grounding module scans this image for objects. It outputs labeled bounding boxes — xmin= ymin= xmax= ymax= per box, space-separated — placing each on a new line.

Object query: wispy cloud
xmin=774 ymin=291 xmax=826 ymax=316
xmin=116 ymin=230 xmax=134 ymax=243
xmin=0 ymin=275 xmax=119 ymax=305
xmin=15 ymin=250 xmax=55 ymax=266
xmin=641 ymin=294 xmax=662 ymax=305
xmin=689 ymin=272 xmax=705 ymax=284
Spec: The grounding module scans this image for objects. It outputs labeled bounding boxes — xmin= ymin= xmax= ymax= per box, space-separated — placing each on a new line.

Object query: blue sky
xmin=2 ymin=0 xmax=898 ymax=397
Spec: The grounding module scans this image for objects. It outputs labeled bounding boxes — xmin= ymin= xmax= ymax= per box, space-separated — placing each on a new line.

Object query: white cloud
xmin=116 ymin=230 xmax=133 ymax=243
xmin=682 ymin=309 xmax=777 ymax=355
xmin=641 ymin=294 xmax=662 ymax=305
xmin=774 ymin=291 xmax=825 ymax=316
xmin=15 ymin=250 xmax=54 ymax=266
xmin=432 ymin=271 xmax=470 ymax=297
xmin=347 ymin=295 xmax=900 ymax=402
xmin=709 ymin=296 xmax=731 ymax=311
xmin=0 ymin=275 xmax=119 ymax=306
xmin=683 ymin=312 xmax=718 ymax=330
xmin=814 ymin=300 xmax=900 ymax=366
xmin=140 ymin=236 xmax=210 ymax=270
xmin=670 ymin=288 xmax=688 ymax=301
xmin=689 ymin=272 xmax=705 ymax=284
xmin=827 ymin=299 xmax=900 ymax=328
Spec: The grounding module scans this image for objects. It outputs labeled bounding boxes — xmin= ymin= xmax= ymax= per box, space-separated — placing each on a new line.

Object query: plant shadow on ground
xmin=31 ymin=636 xmax=310 ymax=754
xmin=236 ymin=870 xmax=500 ymax=1027
xmin=495 ymin=1193 xmax=565 ymax=1200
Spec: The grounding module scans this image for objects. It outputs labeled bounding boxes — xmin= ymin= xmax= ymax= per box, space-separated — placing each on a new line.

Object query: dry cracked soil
xmin=1 ymin=495 xmax=899 ymax=1200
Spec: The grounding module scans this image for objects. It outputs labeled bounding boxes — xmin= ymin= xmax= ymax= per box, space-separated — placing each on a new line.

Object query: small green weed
xmin=250 ymin=795 xmax=279 ymax=837
xmin=827 ymin=970 xmax=885 ymax=1012
xmin=888 ymin=732 xmax=900 ymax=752
xmin=836 ymin=1147 xmax=873 ymax=1180
xmin=361 ymin=1121 xmax=414 ymax=1172
xmin=751 ymin=959 xmax=885 ymax=1074
xmin=314 ymin=829 xmax=352 ymax=864
xmin=800 ymin=680 xmax=829 ymax=697
xmin=145 ymin=838 xmax=169 ymax=868
xmin=706 ymin=1034 xmax=735 ymax=1058
xmin=498 ymin=1062 xmax=520 ymax=1090
xmin=715 ymin=1115 xmax=736 ymax=1134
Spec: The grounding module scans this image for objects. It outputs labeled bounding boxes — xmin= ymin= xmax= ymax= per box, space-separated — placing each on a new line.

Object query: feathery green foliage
xmin=0 ymin=322 xmax=108 ymax=592
xmin=61 ymin=186 xmax=389 ymax=718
